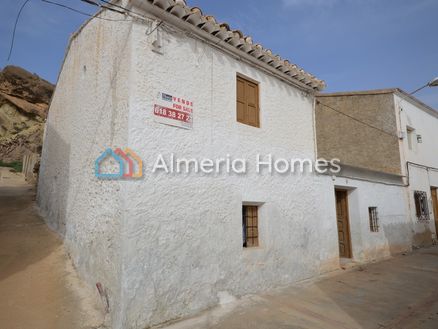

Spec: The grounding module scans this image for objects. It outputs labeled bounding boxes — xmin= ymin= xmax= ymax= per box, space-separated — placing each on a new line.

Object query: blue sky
xmin=1 ymin=0 xmax=437 ymax=107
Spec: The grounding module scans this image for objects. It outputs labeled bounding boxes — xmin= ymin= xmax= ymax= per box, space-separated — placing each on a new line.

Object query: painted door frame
xmin=431 ymin=187 xmax=438 ymax=235
xmin=335 ymin=189 xmax=353 ymax=259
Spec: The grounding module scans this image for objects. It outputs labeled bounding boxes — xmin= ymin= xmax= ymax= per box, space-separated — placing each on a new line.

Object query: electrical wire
xmin=316 ymin=99 xmax=399 ymax=138
xmin=81 ymin=0 xmax=100 ymax=5
xmin=7 ymin=0 xmax=32 ymax=61
xmin=98 ymin=0 xmax=151 ymax=20
xmin=98 ymin=0 xmax=141 ymax=15
xmin=41 ymin=0 xmax=131 ymax=22
xmin=80 ymin=0 xmax=161 ymax=26
xmin=79 ymin=0 xmax=163 ymax=35
xmin=146 ymin=20 xmax=163 ymax=36
xmin=79 ymin=0 xmax=127 ymax=15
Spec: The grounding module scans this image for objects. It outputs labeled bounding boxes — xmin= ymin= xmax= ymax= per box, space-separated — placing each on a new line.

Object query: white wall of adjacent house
xmin=395 ymin=93 xmax=438 ymax=244
xmin=330 ymin=176 xmax=411 ymax=262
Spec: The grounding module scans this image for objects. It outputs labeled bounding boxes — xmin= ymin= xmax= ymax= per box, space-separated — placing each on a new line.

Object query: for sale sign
xmin=154 ymin=92 xmax=193 ymax=129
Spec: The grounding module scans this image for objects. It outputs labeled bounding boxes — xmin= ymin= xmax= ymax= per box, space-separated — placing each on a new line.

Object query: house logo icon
xmin=95 ymin=148 xmax=143 ymax=180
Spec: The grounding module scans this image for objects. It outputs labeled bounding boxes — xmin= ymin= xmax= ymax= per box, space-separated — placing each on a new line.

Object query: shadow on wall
xmin=37 ymin=124 xmax=70 ymax=236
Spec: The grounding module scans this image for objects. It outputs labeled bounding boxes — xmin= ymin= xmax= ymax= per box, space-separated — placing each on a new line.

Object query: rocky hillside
xmin=0 ymin=66 xmax=54 ymax=162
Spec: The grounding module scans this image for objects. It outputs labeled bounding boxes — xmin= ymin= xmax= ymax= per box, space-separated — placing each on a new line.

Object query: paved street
xmin=0 ymin=169 xmax=102 ymax=329
xmin=162 ymin=250 xmax=438 ymax=329
xmin=1 ymin=168 xmax=438 ymax=329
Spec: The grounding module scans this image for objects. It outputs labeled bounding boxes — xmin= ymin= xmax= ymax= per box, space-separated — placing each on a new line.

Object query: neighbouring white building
xmin=395 ymin=89 xmax=438 ymax=246
xmin=37 ymin=1 xmax=437 ymax=328
xmin=316 ymin=89 xmax=438 ymax=264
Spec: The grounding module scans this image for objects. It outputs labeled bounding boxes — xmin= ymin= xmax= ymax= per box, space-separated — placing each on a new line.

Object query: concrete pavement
xmin=159 ymin=249 xmax=438 ymax=329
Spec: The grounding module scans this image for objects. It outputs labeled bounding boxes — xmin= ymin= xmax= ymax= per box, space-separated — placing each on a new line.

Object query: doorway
xmin=335 ymin=189 xmax=352 ymax=258
xmin=431 ymin=187 xmax=438 ymax=235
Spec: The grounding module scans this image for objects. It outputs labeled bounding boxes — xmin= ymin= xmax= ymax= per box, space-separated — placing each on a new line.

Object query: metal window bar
xmin=368 ymin=207 xmax=379 ymax=232
xmin=414 ymin=191 xmax=430 ymax=221
xmin=242 ymin=205 xmax=259 ymax=247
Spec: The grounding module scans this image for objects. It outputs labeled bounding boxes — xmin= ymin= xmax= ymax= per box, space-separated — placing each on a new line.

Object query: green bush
xmin=0 ymin=161 xmax=23 ymax=172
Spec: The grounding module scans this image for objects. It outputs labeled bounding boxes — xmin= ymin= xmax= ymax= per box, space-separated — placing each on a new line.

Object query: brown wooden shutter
xmin=236 ymin=75 xmax=259 ymax=127
xmin=246 ymin=82 xmax=259 ymax=127
xmin=236 ymin=77 xmax=246 ymax=123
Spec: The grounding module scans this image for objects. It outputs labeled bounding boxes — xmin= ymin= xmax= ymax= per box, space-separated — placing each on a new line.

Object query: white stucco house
xmin=37 ymin=1 xmax=435 ymax=328
xmin=38 ymin=1 xmax=336 ymax=327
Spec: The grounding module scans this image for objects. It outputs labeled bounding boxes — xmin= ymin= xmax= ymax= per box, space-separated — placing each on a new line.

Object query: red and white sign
xmin=154 ymin=92 xmax=193 ymax=129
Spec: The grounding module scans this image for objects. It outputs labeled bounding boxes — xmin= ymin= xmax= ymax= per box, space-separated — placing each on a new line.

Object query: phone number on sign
xmin=154 ymin=105 xmax=192 ymax=123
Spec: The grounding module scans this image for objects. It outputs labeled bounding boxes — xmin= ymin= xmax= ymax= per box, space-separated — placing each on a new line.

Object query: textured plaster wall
xmin=315 ymin=94 xmax=401 ymax=175
xmin=117 ymin=18 xmax=338 ymax=328
xmin=37 ymin=10 xmax=134 ymax=326
xmin=331 ymin=176 xmax=411 ymax=262
xmin=395 ymin=94 xmax=438 ymax=244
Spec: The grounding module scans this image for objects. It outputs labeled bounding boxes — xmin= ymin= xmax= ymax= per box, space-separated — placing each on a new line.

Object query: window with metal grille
xmin=237 ymin=75 xmax=260 ymax=128
xmin=414 ymin=191 xmax=430 ymax=221
xmin=368 ymin=207 xmax=379 ymax=232
xmin=242 ymin=205 xmax=259 ymax=248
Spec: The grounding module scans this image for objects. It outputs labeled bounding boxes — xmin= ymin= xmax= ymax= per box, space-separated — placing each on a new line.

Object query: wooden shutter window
xmin=236 ymin=76 xmax=260 ymax=128
xmin=242 ymin=205 xmax=259 ymax=248
xmin=236 ymin=78 xmax=246 ymax=123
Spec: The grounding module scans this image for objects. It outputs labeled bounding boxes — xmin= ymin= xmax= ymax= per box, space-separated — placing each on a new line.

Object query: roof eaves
xmin=135 ymin=0 xmax=325 ymax=91
xmin=317 ymin=88 xmax=438 ymax=118
xmin=316 ymin=88 xmax=398 ymax=97
xmin=393 ymin=88 xmax=438 ymax=119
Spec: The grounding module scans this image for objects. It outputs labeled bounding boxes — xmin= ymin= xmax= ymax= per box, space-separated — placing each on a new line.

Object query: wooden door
xmin=431 ymin=187 xmax=438 ymax=234
xmin=335 ymin=190 xmax=352 ymax=258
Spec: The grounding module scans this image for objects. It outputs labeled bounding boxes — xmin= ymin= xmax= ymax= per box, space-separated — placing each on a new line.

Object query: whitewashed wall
xmin=117 ymin=17 xmax=338 ymax=328
xmin=37 ymin=9 xmax=134 ymax=326
xmin=395 ymin=94 xmax=438 ymax=244
xmin=330 ymin=176 xmax=411 ymax=262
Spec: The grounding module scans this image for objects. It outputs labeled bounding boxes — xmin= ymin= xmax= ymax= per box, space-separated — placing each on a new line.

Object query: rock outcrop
xmin=0 ymin=66 xmax=54 ymax=162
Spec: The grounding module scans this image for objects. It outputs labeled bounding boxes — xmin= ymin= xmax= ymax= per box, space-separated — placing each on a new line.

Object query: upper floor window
xmin=236 ymin=75 xmax=260 ymax=128
xmin=406 ymin=126 xmax=415 ymax=150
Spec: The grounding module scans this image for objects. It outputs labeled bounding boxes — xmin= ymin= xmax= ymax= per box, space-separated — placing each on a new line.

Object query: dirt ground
xmin=0 ymin=168 xmax=104 ymax=329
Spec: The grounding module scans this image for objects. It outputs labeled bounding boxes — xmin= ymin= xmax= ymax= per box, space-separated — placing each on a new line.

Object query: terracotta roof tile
xmin=145 ymin=0 xmax=325 ymax=90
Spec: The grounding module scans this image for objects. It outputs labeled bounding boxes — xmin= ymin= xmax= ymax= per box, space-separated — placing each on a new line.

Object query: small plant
xmin=0 ymin=160 xmax=23 ymax=172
